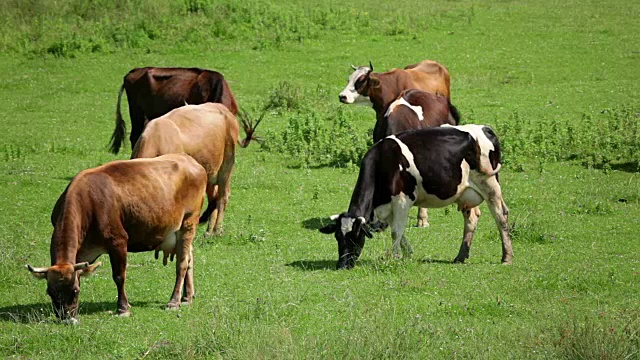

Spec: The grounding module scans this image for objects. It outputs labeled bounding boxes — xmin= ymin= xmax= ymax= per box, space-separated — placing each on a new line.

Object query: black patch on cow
xmin=481 ymin=126 xmax=502 ymax=171
xmin=354 ymin=74 xmax=368 ymax=94
xmin=393 ymin=127 xmax=477 ymax=201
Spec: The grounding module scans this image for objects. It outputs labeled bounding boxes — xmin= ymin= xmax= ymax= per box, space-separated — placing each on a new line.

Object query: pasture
xmin=0 ymin=0 xmax=639 ymax=358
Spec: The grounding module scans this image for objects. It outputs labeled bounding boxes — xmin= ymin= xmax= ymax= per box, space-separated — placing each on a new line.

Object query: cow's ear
xmin=26 ymin=265 xmax=49 ymax=280
xmin=319 ymin=223 xmax=338 ymax=234
xmin=355 ymin=217 xmax=373 ymax=238
xmin=369 ymin=75 xmax=380 ymax=89
xmin=79 ymin=261 xmax=102 ymax=277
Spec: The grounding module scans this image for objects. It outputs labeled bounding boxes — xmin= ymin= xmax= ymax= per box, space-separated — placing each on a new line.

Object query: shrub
xmin=261 ymin=106 xmax=372 ymax=168
xmin=494 ymin=106 xmax=640 ymax=173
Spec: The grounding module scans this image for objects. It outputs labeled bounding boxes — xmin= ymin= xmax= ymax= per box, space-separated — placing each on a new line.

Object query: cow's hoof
xmin=415 ymin=221 xmax=430 ymax=228
xmin=62 ymin=317 xmax=80 ymax=325
xmin=116 ymin=310 xmax=131 ymax=318
xmin=501 ymin=259 xmax=512 ymax=265
xmin=205 ymin=229 xmax=223 ymax=238
xmin=181 ymin=297 xmax=193 ymax=304
xmin=166 ymin=302 xmax=180 ymax=310
xmin=453 ymin=257 xmax=466 ymax=264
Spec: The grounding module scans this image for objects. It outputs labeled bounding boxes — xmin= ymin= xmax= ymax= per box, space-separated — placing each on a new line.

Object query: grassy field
xmin=0 ymin=0 xmax=639 ymax=358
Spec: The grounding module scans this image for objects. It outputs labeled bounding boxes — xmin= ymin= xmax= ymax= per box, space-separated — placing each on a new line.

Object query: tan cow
xmin=131 ymin=103 xmax=261 ymax=237
xmin=26 ymin=153 xmax=207 ymax=322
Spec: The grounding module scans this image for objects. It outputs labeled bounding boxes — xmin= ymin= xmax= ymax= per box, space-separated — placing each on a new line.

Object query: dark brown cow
xmin=374 ymin=88 xmax=460 ymax=227
xmin=338 ymin=59 xmax=459 ymax=124
xmin=132 ymin=103 xmax=262 ymax=237
xmin=110 ymin=67 xmax=239 ymax=154
xmin=373 ymin=89 xmax=458 ymax=142
xmin=26 ymin=154 xmax=207 ymax=322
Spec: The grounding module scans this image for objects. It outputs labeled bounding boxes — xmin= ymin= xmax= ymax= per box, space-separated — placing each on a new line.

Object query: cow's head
xmin=338 ymin=62 xmax=375 ymax=106
xmin=26 ymin=261 xmax=101 ymax=321
xmin=319 ymin=213 xmax=373 ymax=269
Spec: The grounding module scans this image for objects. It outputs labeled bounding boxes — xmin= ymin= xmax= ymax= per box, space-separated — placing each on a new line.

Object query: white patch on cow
xmin=385 ymin=97 xmax=424 ymax=121
xmin=387 ymin=135 xmax=423 ymax=196
xmin=339 ymin=67 xmax=373 ymax=106
xmin=340 ymin=217 xmax=355 ymax=236
xmin=442 ymin=124 xmax=495 ymax=158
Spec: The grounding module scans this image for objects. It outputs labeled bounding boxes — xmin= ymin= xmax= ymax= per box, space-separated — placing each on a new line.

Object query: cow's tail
xmin=109 ymin=84 xmax=127 ymax=154
xmin=448 ymin=100 xmax=461 ymax=125
xmin=237 ymin=109 xmax=265 ymax=148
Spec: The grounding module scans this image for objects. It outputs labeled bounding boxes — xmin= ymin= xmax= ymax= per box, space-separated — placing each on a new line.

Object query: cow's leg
xmin=206 ymin=160 xmax=234 ymax=237
xmin=454 ymin=206 xmax=480 ymax=263
xmin=399 ymin=234 xmax=414 ymax=257
xmin=486 ymin=195 xmax=513 ymax=265
xmin=168 ymin=219 xmax=197 ymax=309
xmin=416 ymin=207 xmax=429 ymax=227
xmin=108 ymin=244 xmax=131 ymax=316
xmin=181 ymin=244 xmax=195 ymax=303
xmin=476 ymin=177 xmax=513 ymax=264
xmin=390 ymin=198 xmax=413 ymax=258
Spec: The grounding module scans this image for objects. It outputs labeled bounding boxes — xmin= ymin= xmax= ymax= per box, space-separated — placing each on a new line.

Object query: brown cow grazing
xmin=26 ymin=154 xmax=207 ymax=322
xmin=338 ymin=60 xmax=459 ymax=124
xmin=374 ymin=88 xmax=460 ymax=227
xmin=132 ymin=103 xmax=262 ymax=237
xmin=110 ymin=67 xmax=239 ymax=154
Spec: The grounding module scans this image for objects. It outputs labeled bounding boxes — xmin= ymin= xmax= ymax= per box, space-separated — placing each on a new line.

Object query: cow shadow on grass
xmin=420 ymin=257 xmax=455 ymax=265
xmin=286 ymin=260 xmax=335 ymax=271
xmin=286 ymin=259 xmax=377 ymax=271
xmin=301 ymin=217 xmax=332 ymax=231
xmin=0 ymin=301 xmax=160 ymax=323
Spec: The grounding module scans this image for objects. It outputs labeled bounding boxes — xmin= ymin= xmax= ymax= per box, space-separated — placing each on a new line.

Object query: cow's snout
xmin=339 ymin=94 xmax=348 ymax=103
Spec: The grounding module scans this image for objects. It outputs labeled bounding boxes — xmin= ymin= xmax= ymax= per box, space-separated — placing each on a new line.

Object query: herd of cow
xmin=25 ymin=60 xmax=513 ymax=323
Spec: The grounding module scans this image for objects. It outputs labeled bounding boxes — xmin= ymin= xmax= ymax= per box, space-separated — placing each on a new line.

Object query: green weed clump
xmin=552 ymin=313 xmax=640 ymax=360
xmin=262 ymin=107 xmax=371 ymax=169
xmin=495 ymin=106 xmax=640 ymax=172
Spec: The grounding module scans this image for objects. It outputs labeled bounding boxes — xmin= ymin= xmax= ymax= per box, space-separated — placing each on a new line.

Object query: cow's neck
xmin=369 ymin=75 xmax=401 ymax=117
xmin=50 ymin=202 xmax=86 ymax=266
xmin=346 ymin=153 xmax=377 ymax=221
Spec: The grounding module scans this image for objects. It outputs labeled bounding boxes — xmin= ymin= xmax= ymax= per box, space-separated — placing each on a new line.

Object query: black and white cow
xmin=376 ymin=88 xmax=460 ymax=228
xmin=319 ymin=125 xmax=511 ymax=269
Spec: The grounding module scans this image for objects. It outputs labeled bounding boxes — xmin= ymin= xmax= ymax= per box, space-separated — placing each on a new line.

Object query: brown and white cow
xmin=26 ymin=153 xmax=207 ymax=322
xmin=338 ymin=60 xmax=459 ymax=124
xmin=374 ymin=88 xmax=460 ymax=227
xmin=319 ymin=125 xmax=511 ymax=269
xmin=110 ymin=67 xmax=239 ymax=154
xmin=131 ymin=103 xmax=262 ymax=237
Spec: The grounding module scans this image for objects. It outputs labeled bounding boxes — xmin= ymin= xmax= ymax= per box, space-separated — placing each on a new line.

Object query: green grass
xmin=0 ymin=0 xmax=639 ymax=359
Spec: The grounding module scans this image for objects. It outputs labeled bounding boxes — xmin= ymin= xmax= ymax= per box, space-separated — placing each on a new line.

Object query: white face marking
xmin=339 ymin=67 xmax=373 ymax=106
xmin=340 ymin=217 xmax=355 ymax=235
xmin=385 ymin=97 xmax=424 ymax=121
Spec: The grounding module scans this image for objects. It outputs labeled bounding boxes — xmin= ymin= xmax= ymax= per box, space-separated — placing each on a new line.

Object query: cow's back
xmin=133 ymin=103 xmax=239 ymax=177
xmin=101 ymin=154 xmax=206 ymax=249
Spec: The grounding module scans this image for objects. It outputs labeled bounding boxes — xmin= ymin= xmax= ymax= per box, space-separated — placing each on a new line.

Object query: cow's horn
xmin=73 ymin=262 xmax=90 ymax=271
xmin=351 ymin=64 xmax=358 ymax=70
xmin=368 ymin=61 xmax=374 ymax=72
xmin=26 ymin=264 xmax=48 ymax=274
